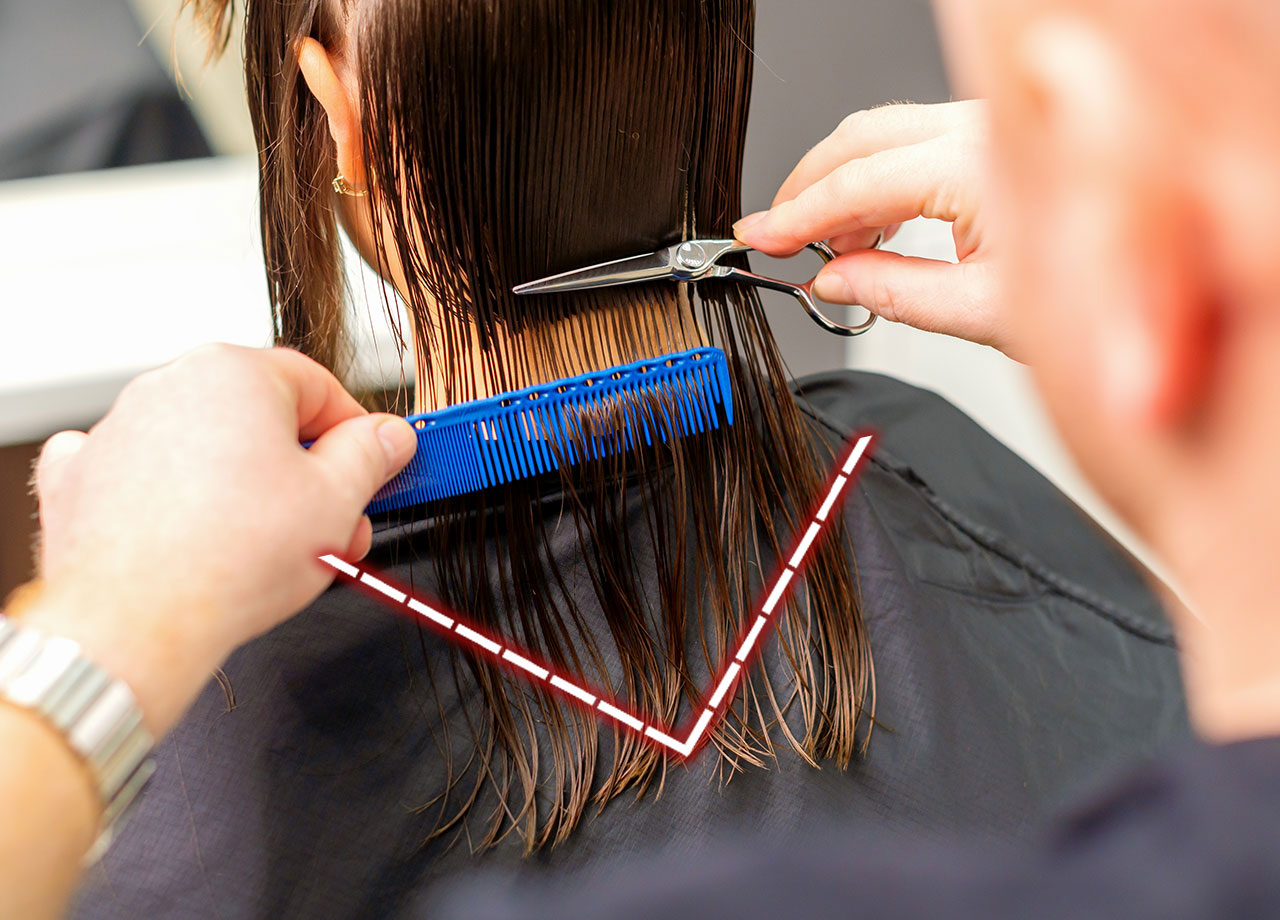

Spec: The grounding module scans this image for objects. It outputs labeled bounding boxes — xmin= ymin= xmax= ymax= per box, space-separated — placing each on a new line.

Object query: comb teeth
xmin=367 ymin=347 xmax=735 ymax=514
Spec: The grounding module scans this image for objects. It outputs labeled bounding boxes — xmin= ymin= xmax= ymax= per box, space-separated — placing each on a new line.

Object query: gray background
xmin=746 ymin=0 xmax=951 ymax=373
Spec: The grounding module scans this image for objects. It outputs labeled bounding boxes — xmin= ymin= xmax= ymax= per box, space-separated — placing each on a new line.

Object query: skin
xmin=735 ymin=101 xmax=1008 ymax=355
xmin=6 ymin=0 xmax=1280 ymax=915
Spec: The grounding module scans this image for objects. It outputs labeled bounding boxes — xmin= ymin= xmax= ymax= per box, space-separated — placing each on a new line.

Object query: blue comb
xmin=367 ymin=346 xmax=734 ymax=514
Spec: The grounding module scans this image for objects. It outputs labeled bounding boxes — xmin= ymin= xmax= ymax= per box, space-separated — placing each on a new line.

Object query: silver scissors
xmin=512 ymin=238 xmax=876 ymax=336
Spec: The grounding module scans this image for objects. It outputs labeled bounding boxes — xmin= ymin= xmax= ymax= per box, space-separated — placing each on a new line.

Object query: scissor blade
xmin=512 ymin=250 xmax=674 ymax=295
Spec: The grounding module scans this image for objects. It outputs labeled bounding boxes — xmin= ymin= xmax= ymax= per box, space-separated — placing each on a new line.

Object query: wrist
xmin=0 ymin=623 xmax=101 ymax=833
xmin=10 ymin=580 xmax=229 ymax=738
xmin=0 ymin=697 xmax=100 ymax=906
xmin=0 ymin=604 xmax=160 ymax=867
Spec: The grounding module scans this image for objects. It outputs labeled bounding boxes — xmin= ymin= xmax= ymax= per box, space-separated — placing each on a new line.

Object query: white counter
xmin=0 ymin=156 xmax=409 ymax=446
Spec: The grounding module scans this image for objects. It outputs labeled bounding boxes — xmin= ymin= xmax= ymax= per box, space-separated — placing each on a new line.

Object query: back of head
xmin=205 ymin=0 xmax=759 ymax=392
xmin=357 ymin=0 xmax=751 ymax=390
xmin=190 ymin=0 xmax=871 ymax=851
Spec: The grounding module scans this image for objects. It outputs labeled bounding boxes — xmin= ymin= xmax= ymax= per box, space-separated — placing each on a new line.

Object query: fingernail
xmin=732 ymin=211 xmax=768 ymax=239
xmin=376 ymin=417 xmax=417 ymax=471
xmin=813 ymin=271 xmax=853 ymax=304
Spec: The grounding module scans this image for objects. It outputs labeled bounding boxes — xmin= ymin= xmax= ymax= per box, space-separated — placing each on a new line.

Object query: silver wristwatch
xmin=0 ymin=615 xmax=156 ymax=864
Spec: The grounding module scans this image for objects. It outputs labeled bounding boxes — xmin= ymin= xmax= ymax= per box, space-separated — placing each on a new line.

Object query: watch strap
xmin=0 ymin=615 xmax=156 ymax=863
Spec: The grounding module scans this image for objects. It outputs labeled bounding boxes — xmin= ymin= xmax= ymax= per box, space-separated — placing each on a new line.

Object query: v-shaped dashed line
xmin=320 ymin=434 xmax=872 ymax=759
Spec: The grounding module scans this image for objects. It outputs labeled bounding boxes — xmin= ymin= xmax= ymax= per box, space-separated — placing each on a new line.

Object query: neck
xmin=1153 ymin=327 xmax=1280 ymax=744
xmin=1164 ymin=499 xmax=1280 ymax=744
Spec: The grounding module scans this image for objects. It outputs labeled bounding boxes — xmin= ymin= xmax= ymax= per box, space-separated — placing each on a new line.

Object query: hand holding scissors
xmin=731 ymin=101 xmax=1012 ymax=357
xmin=515 ymin=239 xmax=877 ymax=337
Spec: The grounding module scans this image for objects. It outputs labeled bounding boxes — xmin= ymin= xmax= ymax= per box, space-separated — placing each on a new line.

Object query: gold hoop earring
xmin=332 ymin=174 xmax=368 ymax=197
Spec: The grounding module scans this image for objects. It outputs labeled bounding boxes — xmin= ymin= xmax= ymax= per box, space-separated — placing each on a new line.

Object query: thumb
xmin=812 ymin=250 xmax=1000 ymax=347
xmin=34 ymin=430 xmax=89 ymax=501
xmin=308 ymin=414 xmax=417 ymax=513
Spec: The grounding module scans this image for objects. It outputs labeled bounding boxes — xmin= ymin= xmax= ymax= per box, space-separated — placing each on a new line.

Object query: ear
xmin=1018 ymin=17 xmax=1217 ymax=432
xmin=297 ymin=37 xmax=367 ymax=190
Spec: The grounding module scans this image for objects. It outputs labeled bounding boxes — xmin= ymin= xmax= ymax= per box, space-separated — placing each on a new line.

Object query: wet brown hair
xmin=189 ymin=0 xmax=872 ymax=852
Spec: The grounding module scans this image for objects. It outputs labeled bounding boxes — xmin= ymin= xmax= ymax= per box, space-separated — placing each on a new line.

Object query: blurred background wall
xmin=0 ymin=0 xmax=1155 ymax=598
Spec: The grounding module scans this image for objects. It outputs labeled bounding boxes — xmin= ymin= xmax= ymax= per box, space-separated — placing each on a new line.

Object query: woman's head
xmin=192 ymin=0 xmax=871 ymax=852
xmin=198 ymin=0 xmax=757 ymax=402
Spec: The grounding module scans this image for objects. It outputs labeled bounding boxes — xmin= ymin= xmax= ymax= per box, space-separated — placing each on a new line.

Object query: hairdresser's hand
xmin=21 ymin=344 xmax=416 ymax=736
xmin=734 ymin=101 xmax=1015 ymax=357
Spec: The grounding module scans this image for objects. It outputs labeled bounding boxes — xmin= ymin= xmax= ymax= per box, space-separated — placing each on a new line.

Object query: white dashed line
xmin=684 ymin=709 xmax=715 ymax=750
xmin=317 ymin=434 xmax=871 ymax=758
xmin=761 ymin=569 xmax=795 ymax=616
xmin=360 ymin=572 xmax=406 ymax=603
xmin=597 ymin=700 xmax=645 ymax=732
xmin=454 ymin=623 xmax=502 ymax=655
xmin=550 ymin=675 xmax=597 ymax=705
xmin=503 ymin=649 xmax=550 ymax=680
xmin=788 ymin=522 xmax=823 ymax=569
xmin=816 ymin=475 xmax=848 ymax=522
xmin=842 ymin=435 xmax=872 ymax=475
xmin=708 ymin=662 xmax=742 ymax=709
xmin=320 ymin=554 xmax=359 ymax=577
xmin=407 ymin=598 xmax=454 ymax=629
xmin=735 ymin=614 xmax=770 ymax=663
xmin=644 ymin=726 xmax=687 ymax=752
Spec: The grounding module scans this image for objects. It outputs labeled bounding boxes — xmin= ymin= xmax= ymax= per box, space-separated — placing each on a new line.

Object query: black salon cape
xmin=440 ymin=736 xmax=1280 ymax=919
xmin=69 ymin=371 xmax=1189 ymax=919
